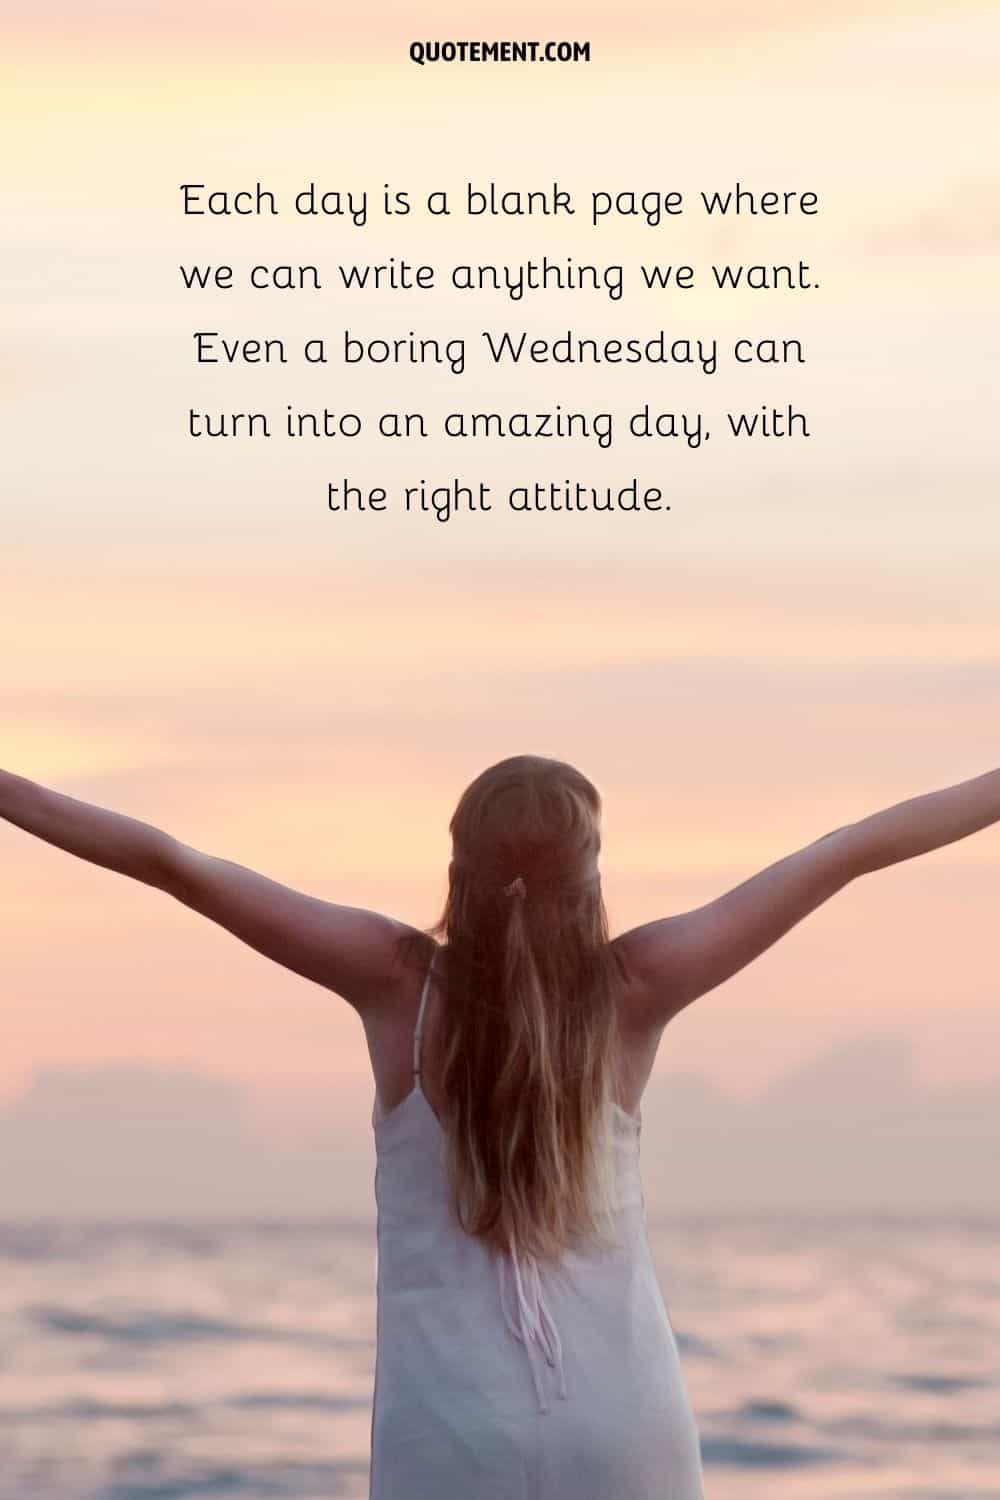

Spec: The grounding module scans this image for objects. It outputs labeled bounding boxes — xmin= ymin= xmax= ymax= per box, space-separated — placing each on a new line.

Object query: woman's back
xmin=369 ymin=950 xmax=705 ymax=1499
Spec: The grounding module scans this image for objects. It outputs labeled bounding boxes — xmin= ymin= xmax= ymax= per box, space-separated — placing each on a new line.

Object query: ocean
xmin=2 ymin=1214 xmax=997 ymax=1499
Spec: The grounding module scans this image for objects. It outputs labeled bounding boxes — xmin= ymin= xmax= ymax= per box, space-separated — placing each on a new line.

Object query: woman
xmin=3 ymin=752 xmax=998 ymax=1498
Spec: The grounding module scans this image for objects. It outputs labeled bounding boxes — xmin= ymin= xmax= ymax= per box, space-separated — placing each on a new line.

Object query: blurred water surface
xmin=2 ymin=1215 xmax=998 ymax=1499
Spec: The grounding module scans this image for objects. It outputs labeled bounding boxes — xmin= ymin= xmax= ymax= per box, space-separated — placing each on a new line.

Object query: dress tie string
xmin=497 ymin=1246 xmax=568 ymax=1414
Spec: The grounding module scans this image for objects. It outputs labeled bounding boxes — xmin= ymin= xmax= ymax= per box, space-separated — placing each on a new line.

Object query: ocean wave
xmin=890 ymin=1371 xmax=992 ymax=1395
xmin=225 ymin=1390 xmax=370 ymax=1413
xmin=0 ymin=1390 xmax=368 ymax=1424
xmin=824 ymin=1411 xmax=1000 ymax=1447
xmin=89 ymin=1454 xmax=364 ymax=1500
xmin=701 ymin=1436 xmax=838 ymax=1468
xmin=0 ymin=1398 xmax=197 ymax=1423
xmin=674 ymin=1330 xmax=726 ymax=1361
xmin=735 ymin=1398 xmax=801 ymax=1423
xmin=25 ymin=1303 xmax=371 ymax=1351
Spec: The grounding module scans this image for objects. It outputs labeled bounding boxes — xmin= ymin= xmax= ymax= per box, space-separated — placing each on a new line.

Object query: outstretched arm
xmin=615 ymin=764 xmax=1000 ymax=1030
xmin=0 ymin=769 xmax=414 ymax=1010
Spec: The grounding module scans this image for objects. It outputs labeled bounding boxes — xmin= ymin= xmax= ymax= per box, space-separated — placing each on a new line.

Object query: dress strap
xmin=412 ymin=947 xmax=436 ymax=1082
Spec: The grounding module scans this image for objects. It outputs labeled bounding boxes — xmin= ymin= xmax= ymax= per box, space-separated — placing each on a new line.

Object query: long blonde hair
xmin=420 ymin=755 xmax=624 ymax=1263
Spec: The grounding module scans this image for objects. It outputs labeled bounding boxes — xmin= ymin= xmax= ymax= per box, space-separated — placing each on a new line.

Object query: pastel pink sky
xmin=3 ymin=1 xmax=998 ymax=1164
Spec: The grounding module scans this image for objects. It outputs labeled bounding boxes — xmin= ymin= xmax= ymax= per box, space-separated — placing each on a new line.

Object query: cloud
xmin=640 ymin=1035 xmax=1000 ymax=1212
xmin=0 ymin=1066 xmax=374 ymax=1219
xmin=2 ymin=1039 xmax=997 ymax=1219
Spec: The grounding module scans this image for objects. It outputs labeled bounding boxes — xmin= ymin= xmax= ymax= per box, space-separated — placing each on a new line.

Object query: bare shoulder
xmin=362 ymin=932 xmax=440 ymax=1116
xmin=366 ymin=925 xmax=438 ymax=1009
xmin=608 ymin=828 xmax=862 ymax=1032
xmin=604 ymin=935 xmax=674 ymax=1114
xmin=609 ymin=925 xmax=684 ymax=1036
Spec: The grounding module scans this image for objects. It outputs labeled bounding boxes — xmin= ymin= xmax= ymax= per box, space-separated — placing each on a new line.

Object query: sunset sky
xmin=3 ymin=0 xmax=998 ymax=1206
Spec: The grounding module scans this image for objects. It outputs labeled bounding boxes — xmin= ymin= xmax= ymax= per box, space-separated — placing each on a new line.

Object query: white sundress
xmin=369 ymin=951 xmax=705 ymax=1499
